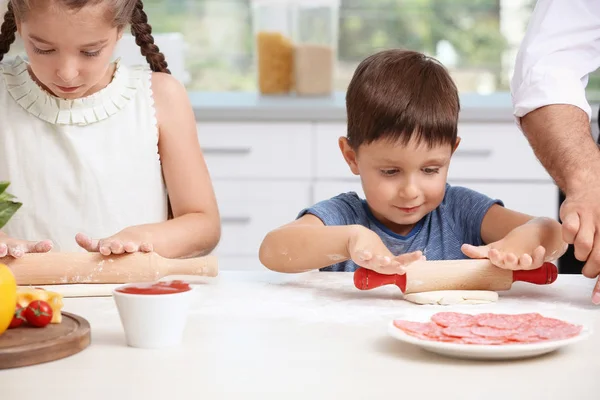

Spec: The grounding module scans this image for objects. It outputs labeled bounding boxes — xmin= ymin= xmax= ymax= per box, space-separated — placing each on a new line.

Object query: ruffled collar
xmin=1 ymin=55 xmax=145 ymax=126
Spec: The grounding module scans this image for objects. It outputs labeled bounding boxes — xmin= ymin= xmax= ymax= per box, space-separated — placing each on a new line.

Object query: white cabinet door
xmin=313 ymin=122 xmax=554 ymax=182
xmin=198 ymin=122 xmax=313 ymax=179
xmin=450 ymin=123 xmax=553 ymax=181
xmin=449 ymin=181 xmax=559 ymax=220
xmin=314 ymin=123 xmax=355 ymax=179
xmin=212 ymin=180 xmax=311 ymax=257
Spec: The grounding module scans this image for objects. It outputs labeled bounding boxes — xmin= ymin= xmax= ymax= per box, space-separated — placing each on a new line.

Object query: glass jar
xmin=291 ymin=0 xmax=339 ymax=96
xmin=250 ymin=0 xmax=295 ymax=95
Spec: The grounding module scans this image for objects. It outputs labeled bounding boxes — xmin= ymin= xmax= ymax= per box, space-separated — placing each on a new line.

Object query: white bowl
xmin=112 ymin=282 xmax=193 ymax=349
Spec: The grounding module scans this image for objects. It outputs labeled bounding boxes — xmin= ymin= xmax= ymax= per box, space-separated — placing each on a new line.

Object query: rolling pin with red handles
xmin=1 ymin=251 xmax=219 ymax=285
xmin=353 ymin=259 xmax=558 ymax=293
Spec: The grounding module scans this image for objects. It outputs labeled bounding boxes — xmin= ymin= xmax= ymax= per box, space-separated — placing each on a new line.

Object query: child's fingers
xmin=393 ymin=251 xmax=423 ymax=266
xmin=505 ymin=252 xmax=518 ymax=266
xmin=99 ymin=240 xmax=113 ymax=256
xmin=140 ymin=242 xmax=153 ymax=252
xmin=8 ymin=245 xmax=24 ymax=258
xmin=518 ymin=253 xmax=533 ymax=269
xmin=75 ymin=233 xmax=100 ymax=252
xmin=461 ymin=244 xmax=490 ymax=259
xmin=376 ymin=259 xmax=406 ymax=275
xmin=0 ymin=243 xmax=7 ymax=258
xmin=123 ymin=241 xmax=138 ymax=253
xmin=375 ymin=254 xmax=392 ymax=266
xmin=32 ymin=240 xmax=53 ymax=253
xmin=110 ymin=241 xmax=125 ymax=254
xmin=531 ymin=246 xmax=546 ymax=269
xmin=489 ymin=248 xmax=505 ymax=268
xmin=356 ymin=250 xmax=372 ymax=262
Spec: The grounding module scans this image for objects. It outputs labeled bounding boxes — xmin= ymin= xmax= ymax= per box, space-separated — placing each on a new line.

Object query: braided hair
xmin=0 ymin=1 xmax=17 ymax=62
xmin=130 ymin=0 xmax=170 ymax=74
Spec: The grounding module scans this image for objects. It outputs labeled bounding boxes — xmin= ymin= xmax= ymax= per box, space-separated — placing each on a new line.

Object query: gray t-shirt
xmin=297 ymin=184 xmax=503 ymax=271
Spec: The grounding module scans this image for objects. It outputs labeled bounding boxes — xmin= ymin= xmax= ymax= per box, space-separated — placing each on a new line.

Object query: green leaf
xmin=0 ymin=181 xmax=22 ymax=229
xmin=0 ymin=201 xmax=21 ymax=229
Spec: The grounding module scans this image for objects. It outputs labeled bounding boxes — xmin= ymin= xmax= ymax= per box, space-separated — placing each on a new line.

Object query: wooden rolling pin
xmin=1 ymin=252 xmax=218 ymax=285
xmin=353 ymin=259 xmax=557 ymax=293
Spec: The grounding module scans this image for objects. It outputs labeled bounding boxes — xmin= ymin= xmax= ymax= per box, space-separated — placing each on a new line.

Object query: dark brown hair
xmin=346 ymin=49 xmax=459 ymax=150
xmin=0 ymin=0 xmax=170 ymax=74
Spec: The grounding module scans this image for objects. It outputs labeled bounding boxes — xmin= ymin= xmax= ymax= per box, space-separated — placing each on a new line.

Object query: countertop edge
xmin=190 ymin=92 xmax=600 ymax=123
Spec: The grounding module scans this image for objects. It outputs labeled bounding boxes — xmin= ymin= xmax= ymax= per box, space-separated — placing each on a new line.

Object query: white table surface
xmin=2 ymin=271 xmax=600 ymax=400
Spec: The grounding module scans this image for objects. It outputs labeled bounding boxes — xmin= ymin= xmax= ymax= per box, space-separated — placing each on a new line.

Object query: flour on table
xmin=404 ymin=290 xmax=499 ymax=305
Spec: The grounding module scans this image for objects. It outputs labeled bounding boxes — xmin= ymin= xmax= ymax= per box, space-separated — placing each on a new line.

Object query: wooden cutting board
xmin=0 ymin=312 xmax=91 ymax=369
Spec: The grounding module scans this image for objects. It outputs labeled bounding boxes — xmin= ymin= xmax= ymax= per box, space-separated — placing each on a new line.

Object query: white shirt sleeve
xmin=510 ymin=0 xmax=600 ymax=123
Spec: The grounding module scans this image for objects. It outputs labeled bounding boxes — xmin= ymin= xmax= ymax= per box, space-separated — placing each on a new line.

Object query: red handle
xmin=513 ymin=262 xmax=558 ymax=285
xmin=353 ymin=267 xmax=407 ymax=292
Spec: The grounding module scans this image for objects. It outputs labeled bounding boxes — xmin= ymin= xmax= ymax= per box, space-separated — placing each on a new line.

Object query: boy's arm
xmin=259 ymin=214 xmax=357 ymax=273
xmin=259 ymin=214 xmax=419 ymax=274
xmin=462 ymin=204 xmax=567 ymax=267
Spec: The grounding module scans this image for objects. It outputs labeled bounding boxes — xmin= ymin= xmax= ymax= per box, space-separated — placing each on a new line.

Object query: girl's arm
xmin=87 ymin=73 xmax=222 ymax=259
xmin=150 ymin=73 xmax=221 ymax=258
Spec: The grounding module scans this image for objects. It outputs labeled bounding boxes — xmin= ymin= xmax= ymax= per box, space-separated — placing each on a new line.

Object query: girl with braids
xmin=0 ymin=0 xmax=221 ymax=260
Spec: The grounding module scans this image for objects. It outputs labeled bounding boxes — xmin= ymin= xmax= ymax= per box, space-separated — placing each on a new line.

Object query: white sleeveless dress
xmin=0 ymin=56 xmax=168 ymax=251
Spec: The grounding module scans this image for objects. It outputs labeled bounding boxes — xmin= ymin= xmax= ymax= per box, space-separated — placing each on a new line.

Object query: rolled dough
xmin=403 ymin=290 xmax=498 ymax=305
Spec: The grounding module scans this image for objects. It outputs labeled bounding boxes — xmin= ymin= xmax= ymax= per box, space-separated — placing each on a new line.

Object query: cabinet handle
xmin=454 ymin=149 xmax=492 ymax=158
xmin=221 ymin=216 xmax=252 ymax=225
xmin=203 ymin=147 xmax=252 ymax=155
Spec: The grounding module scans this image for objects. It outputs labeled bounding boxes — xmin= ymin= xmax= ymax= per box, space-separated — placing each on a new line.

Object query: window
xmin=4 ymin=0 xmax=600 ymax=99
xmin=141 ymin=0 xmax=600 ymax=98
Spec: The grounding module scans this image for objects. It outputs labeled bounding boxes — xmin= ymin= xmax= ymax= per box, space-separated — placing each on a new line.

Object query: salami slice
xmin=442 ymin=326 xmax=479 ymax=338
xmin=470 ymin=325 xmax=515 ymax=338
xmin=533 ymin=317 xmax=570 ymax=329
xmin=535 ymin=324 xmax=582 ymax=340
xmin=506 ymin=332 xmax=542 ymax=343
xmin=431 ymin=312 xmax=475 ymax=327
xmin=393 ymin=320 xmax=432 ymax=335
xmin=476 ymin=314 xmax=523 ymax=330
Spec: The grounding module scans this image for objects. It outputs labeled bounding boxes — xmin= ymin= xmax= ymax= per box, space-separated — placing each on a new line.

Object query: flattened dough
xmin=403 ymin=290 xmax=498 ymax=305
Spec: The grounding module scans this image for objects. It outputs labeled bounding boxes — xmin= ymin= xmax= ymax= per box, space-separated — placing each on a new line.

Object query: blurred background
xmin=4 ymin=0 xmax=599 ymax=99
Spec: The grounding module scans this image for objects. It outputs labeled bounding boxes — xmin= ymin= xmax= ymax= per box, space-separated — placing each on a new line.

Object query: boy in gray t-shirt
xmin=259 ymin=49 xmax=567 ymax=274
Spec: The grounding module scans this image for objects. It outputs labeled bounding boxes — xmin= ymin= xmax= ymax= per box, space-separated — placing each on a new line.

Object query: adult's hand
xmin=559 ymin=184 xmax=600 ymax=304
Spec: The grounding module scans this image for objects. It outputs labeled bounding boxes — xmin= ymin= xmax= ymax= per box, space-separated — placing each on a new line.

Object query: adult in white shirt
xmin=511 ymin=0 xmax=600 ymax=304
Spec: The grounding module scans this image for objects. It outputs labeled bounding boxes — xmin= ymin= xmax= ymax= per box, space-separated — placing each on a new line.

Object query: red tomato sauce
xmin=116 ymin=280 xmax=191 ymax=295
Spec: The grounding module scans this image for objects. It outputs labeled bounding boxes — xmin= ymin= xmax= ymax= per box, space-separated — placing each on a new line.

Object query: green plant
xmin=0 ymin=182 xmax=21 ymax=229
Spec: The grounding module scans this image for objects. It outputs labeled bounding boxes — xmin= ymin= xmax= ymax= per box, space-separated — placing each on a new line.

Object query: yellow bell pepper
xmin=0 ymin=264 xmax=17 ymax=335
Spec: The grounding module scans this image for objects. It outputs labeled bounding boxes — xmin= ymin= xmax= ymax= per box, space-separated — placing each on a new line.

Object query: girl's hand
xmin=347 ymin=226 xmax=424 ymax=274
xmin=0 ymin=234 xmax=53 ymax=258
xmin=75 ymin=230 xmax=153 ymax=256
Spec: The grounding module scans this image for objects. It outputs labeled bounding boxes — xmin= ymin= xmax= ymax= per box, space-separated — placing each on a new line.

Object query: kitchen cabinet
xmin=198 ymin=121 xmax=558 ymax=271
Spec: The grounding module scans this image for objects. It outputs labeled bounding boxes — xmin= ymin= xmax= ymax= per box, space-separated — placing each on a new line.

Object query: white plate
xmin=387 ymin=317 xmax=592 ymax=361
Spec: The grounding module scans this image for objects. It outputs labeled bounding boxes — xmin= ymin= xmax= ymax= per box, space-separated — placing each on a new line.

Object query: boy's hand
xmin=462 ymin=217 xmax=568 ymax=270
xmin=347 ymin=226 xmax=424 ymax=274
xmin=461 ymin=239 xmax=547 ymax=271
xmin=0 ymin=233 xmax=53 ymax=258
xmin=76 ymin=229 xmax=153 ymax=256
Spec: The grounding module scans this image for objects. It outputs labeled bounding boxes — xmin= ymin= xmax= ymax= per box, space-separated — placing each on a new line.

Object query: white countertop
xmin=2 ymin=271 xmax=600 ymax=399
